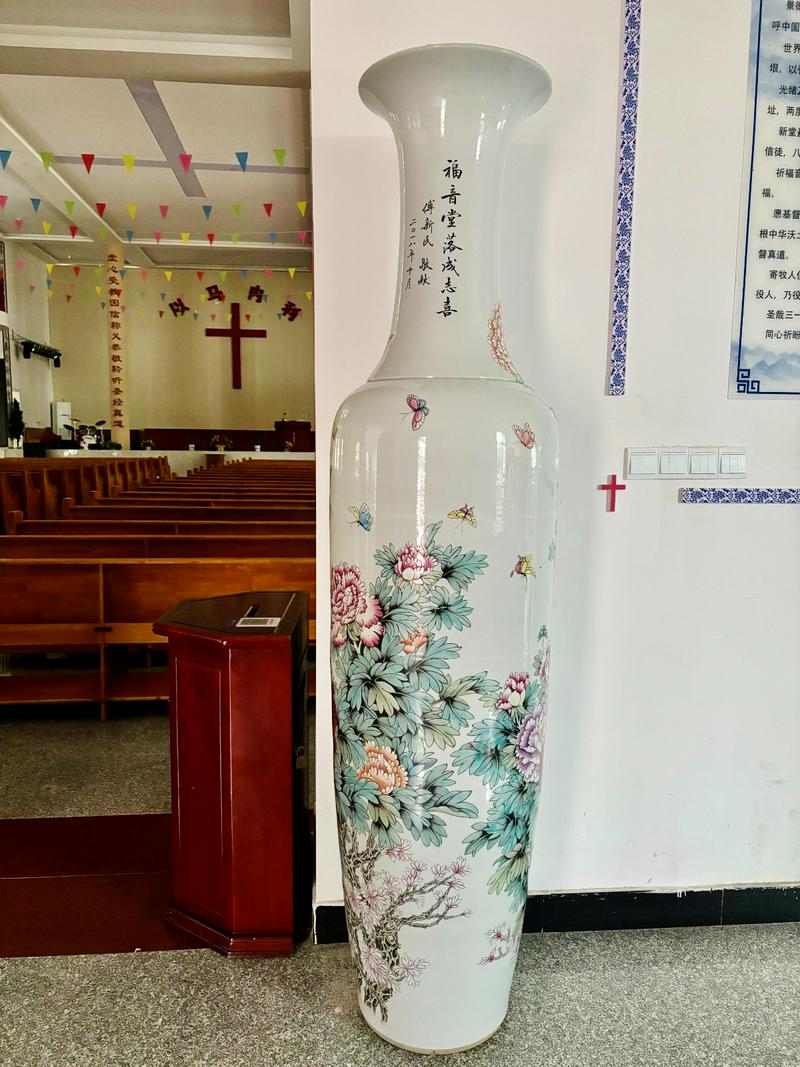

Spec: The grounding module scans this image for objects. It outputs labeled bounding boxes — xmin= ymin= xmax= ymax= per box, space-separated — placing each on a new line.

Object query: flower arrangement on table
xmin=210 ymin=433 xmax=233 ymax=451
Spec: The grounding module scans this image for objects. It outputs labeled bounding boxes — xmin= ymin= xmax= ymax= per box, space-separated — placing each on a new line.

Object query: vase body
xmin=330 ymin=45 xmax=557 ymax=1054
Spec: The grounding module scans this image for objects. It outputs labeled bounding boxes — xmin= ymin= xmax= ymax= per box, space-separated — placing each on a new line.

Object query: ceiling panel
xmin=0 ymin=0 xmax=291 ymax=37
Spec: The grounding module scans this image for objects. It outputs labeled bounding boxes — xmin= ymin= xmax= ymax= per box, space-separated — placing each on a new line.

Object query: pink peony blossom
xmin=330 ymin=564 xmax=384 ymax=647
xmin=496 ymin=671 xmax=530 ymax=711
xmin=394 ymin=542 xmax=436 ymax=582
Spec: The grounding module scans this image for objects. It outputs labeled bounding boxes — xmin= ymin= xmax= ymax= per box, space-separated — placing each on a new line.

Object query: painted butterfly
xmin=348 ymin=503 xmax=374 ymax=531
xmin=405 ymin=394 xmax=430 ymax=431
xmin=509 ymin=554 xmax=536 ymax=580
xmin=447 ymin=503 xmax=477 ymax=528
xmin=513 ymin=422 xmax=535 ymax=449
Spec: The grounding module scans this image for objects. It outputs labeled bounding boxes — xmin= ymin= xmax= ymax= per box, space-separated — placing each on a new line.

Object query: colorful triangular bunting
xmin=178 ymin=153 xmax=192 ymax=173
xmin=81 ymin=153 xmax=95 ymax=173
xmin=40 ymin=151 xmax=54 ymax=171
xmin=0 ymin=150 xmax=10 ymax=169
xmin=273 ymin=148 xmax=286 ymax=167
xmin=235 ymin=151 xmax=248 ymax=172
xmin=122 ymin=154 xmax=136 ymax=172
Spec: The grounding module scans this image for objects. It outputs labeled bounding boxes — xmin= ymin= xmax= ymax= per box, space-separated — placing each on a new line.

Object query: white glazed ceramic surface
xmin=330 ymin=45 xmax=557 ymax=1053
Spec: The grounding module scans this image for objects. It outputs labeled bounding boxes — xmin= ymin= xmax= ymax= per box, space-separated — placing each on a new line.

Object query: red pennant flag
xmin=69 ymin=225 xmax=79 ymax=238
xmin=0 ymin=195 xmax=7 ymax=209
xmin=154 ymin=231 xmax=162 ymax=243
xmin=206 ymin=233 xmax=215 ymax=245
xmin=72 ymin=265 xmax=81 ymax=277
xmin=96 ymin=202 xmax=106 ymax=218
xmin=263 ymin=203 xmax=273 ymax=217
xmin=178 ymin=153 xmax=192 ymax=173
xmin=66 ymin=294 xmax=72 ymax=303
xmin=196 ymin=271 xmax=204 ymax=281
xmin=158 ymin=309 xmax=164 ymax=318
xmin=159 ymin=204 xmax=169 ymax=218
xmin=211 ymin=313 xmax=216 ymax=321
xmin=82 ymin=154 xmax=95 ymax=173
xmin=245 ymin=313 xmax=251 ymax=322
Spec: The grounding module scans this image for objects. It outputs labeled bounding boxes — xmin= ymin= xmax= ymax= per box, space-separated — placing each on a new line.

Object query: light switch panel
xmin=626 ymin=446 xmax=748 ymax=479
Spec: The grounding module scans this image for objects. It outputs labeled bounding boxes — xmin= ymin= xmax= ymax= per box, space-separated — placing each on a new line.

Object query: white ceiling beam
xmin=0 ymin=25 xmax=293 ymax=61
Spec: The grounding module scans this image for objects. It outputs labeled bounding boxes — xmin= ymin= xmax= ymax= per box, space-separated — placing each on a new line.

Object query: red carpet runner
xmin=0 ymin=814 xmax=199 ymax=957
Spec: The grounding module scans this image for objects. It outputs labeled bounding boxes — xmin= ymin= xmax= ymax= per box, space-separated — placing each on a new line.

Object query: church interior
xmin=1 ymin=2 xmax=799 ymax=1065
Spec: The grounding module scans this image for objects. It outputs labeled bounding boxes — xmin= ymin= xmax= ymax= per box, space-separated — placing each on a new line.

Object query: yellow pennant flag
xmin=95 ymin=286 xmax=102 ymax=296
xmin=48 ymin=290 xmax=53 ymax=299
xmin=45 ymin=263 xmax=54 ymax=275
xmin=200 ymin=294 xmax=207 ymax=302
xmin=42 ymin=220 xmax=52 ymax=234
xmin=127 ymin=203 xmax=137 ymax=219
xmin=180 ymin=232 xmax=190 ymax=243
xmin=288 ymin=267 xmax=296 ymax=279
xmin=227 ymin=313 xmax=232 ymax=323
xmin=305 ymin=291 xmax=312 ymax=301
xmin=122 ymin=154 xmax=136 ymax=172
xmin=164 ymin=270 xmax=173 ymax=282
xmin=296 ymin=200 xmax=307 ymax=216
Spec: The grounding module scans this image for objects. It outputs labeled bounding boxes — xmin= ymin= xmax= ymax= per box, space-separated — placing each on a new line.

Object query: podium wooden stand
xmin=153 ymin=590 xmax=310 ymax=956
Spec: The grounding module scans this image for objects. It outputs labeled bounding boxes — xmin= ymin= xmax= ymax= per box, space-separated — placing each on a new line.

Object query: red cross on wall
xmin=205 ymin=301 xmax=267 ymax=389
xmin=598 ymin=473 xmax=626 ymax=512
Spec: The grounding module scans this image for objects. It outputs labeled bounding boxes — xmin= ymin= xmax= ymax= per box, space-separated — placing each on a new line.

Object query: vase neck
xmin=359 ymin=45 xmax=551 ymax=382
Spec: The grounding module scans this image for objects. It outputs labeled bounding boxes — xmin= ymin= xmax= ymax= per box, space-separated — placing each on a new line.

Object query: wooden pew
xmin=0 ymin=557 xmax=315 ymax=718
xmin=63 ymin=502 xmax=316 ymax=522
xmin=7 ymin=517 xmax=317 ymax=537
xmin=0 ymin=534 xmax=316 ymax=558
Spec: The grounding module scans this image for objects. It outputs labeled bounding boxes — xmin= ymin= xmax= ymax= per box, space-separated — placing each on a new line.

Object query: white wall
xmin=312 ymin=0 xmax=800 ymax=905
xmin=3 ymin=250 xmax=53 ymax=428
xmin=48 ymin=268 xmax=314 ymax=430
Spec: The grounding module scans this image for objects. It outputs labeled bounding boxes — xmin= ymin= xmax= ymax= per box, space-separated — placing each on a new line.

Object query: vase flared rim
xmin=359 ymin=42 xmax=551 ymax=113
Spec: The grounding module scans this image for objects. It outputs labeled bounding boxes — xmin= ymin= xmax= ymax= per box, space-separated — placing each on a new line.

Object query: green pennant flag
xmin=273 ymin=148 xmax=286 ymax=167
xmin=40 ymin=151 xmax=54 ymax=170
xmin=64 ymin=200 xmax=74 ymax=216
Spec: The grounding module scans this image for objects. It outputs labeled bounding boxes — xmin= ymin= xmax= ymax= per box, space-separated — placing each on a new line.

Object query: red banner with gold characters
xmin=105 ymin=245 xmax=128 ymax=447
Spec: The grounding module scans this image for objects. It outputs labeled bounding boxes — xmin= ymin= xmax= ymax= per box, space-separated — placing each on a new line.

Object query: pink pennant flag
xmin=265 ymin=269 xmax=273 ymax=278
xmin=14 ymin=218 xmax=22 ymax=230
xmin=14 ymin=258 xmax=24 ymax=270
xmin=298 ymin=230 xmax=308 ymax=243
xmin=153 ymin=231 xmax=162 ymax=243
xmin=141 ymin=270 xmax=149 ymax=279
xmin=0 ymin=195 xmax=7 ymax=209
xmin=159 ymin=204 xmax=169 ymax=218
xmin=179 ymin=153 xmax=192 ymax=173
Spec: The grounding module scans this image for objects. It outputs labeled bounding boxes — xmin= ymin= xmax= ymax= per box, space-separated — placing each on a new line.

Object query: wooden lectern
xmin=153 ymin=590 xmax=310 ymax=956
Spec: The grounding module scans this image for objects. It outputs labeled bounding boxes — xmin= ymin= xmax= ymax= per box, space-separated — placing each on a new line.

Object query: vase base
xmin=361 ymin=1012 xmax=503 ymax=1055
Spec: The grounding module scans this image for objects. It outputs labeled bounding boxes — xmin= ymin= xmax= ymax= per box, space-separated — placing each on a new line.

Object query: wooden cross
xmin=598 ymin=473 xmax=626 ymax=512
xmin=205 ymin=302 xmax=267 ymax=389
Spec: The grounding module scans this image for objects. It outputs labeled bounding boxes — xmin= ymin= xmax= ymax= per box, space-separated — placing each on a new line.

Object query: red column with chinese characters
xmin=105 ymin=244 xmax=129 ymax=448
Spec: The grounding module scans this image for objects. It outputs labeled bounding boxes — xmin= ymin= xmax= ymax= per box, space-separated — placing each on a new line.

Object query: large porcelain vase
xmin=330 ymin=44 xmax=557 ymax=1054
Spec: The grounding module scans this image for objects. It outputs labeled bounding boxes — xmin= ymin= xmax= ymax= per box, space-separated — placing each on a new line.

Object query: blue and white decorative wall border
xmin=607 ymin=0 xmax=641 ymax=397
xmin=680 ymin=488 xmax=799 ymax=504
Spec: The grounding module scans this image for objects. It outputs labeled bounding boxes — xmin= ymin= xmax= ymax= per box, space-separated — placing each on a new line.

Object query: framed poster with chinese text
xmin=730 ymin=0 xmax=800 ymax=397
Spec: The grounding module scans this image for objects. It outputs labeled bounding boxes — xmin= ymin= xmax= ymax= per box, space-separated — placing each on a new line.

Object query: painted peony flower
xmin=401 ymin=627 xmax=429 ymax=654
xmin=355 ymin=742 xmax=409 ymax=795
xmin=330 ymin=564 xmax=384 ymax=647
xmin=496 ymin=671 xmax=530 ymax=711
xmin=394 ymin=542 xmax=436 ymax=582
xmin=514 ymin=703 xmax=547 ymax=784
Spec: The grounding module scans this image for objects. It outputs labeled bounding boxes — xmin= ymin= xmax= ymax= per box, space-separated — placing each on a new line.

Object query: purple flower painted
xmin=514 ymin=703 xmax=546 ymax=784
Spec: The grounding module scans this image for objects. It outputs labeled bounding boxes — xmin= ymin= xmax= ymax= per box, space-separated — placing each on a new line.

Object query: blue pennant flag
xmin=0 ymin=150 xmax=10 ymax=169
xmin=202 ymin=204 xmax=212 ymax=220
xmin=119 ymin=269 xmax=127 ymax=279
xmin=239 ymin=269 xmax=249 ymax=279
xmin=30 ymin=198 xmax=41 ymax=213
xmin=235 ymin=151 xmax=248 ymax=172
xmin=126 ymin=229 xmax=134 ymax=242
xmin=269 ymin=231 xmax=277 ymax=243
